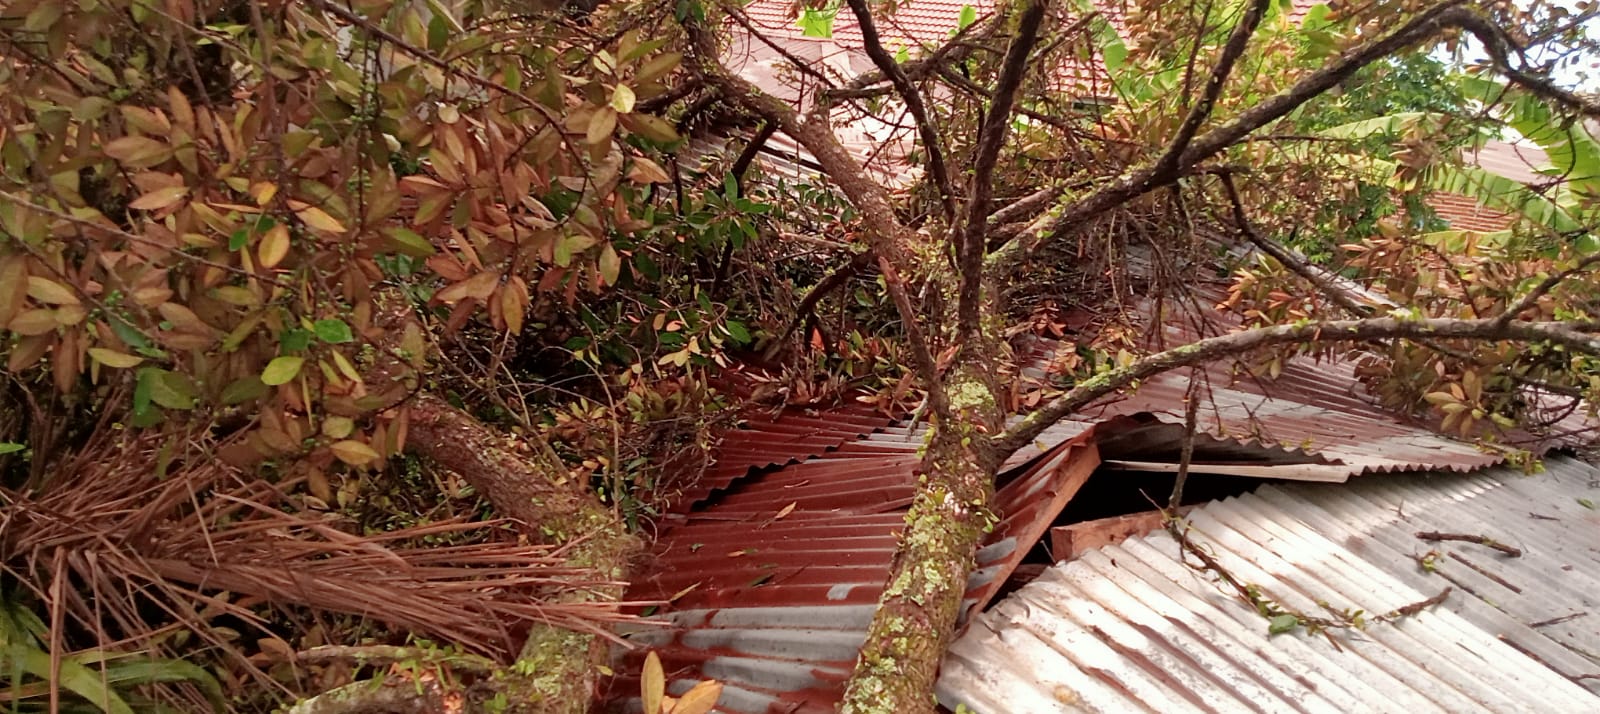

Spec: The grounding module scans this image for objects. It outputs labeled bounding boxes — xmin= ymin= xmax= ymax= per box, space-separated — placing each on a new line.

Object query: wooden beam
xmin=1101 ymin=459 xmax=1352 ymax=483
xmin=1049 ymin=506 xmax=1194 ymax=562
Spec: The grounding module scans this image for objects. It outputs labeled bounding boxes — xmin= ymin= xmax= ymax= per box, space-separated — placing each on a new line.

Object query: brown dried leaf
xmin=642 ymin=651 xmax=665 ymax=714
xmin=0 ymin=257 xmax=27 ymax=325
xmin=103 ymin=136 xmax=172 ymax=167
xmin=128 ymin=185 xmax=189 ymax=211
xmin=259 ymin=224 xmax=291 ymax=268
xmin=672 ymin=680 xmax=722 ymax=714
xmin=9 ymin=309 xmax=59 ymax=336
xmin=329 ymin=439 xmax=380 ymax=467
xmin=295 ymin=205 xmax=347 ymax=234
xmin=26 ymin=276 xmax=79 ymax=305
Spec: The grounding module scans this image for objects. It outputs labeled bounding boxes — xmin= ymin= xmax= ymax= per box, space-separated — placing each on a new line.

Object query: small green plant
xmin=0 ymin=591 xmax=224 ymax=712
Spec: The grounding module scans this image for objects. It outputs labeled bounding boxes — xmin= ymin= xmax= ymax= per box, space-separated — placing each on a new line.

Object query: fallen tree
xmin=3 ymin=0 xmax=1598 ymax=711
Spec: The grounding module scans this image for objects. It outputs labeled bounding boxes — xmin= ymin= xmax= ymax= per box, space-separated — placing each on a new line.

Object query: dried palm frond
xmin=0 ymin=426 xmax=653 ymax=711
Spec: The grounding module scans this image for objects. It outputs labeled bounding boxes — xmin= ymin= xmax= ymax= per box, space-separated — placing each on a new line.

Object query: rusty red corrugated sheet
xmin=1428 ymin=191 xmax=1517 ymax=233
xmin=613 ymin=417 xmax=1105 ymax=713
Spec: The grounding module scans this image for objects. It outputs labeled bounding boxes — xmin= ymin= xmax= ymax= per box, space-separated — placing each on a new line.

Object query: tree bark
xmin=840 ymin=365 xmax=1002 ymax=714
xmin=405 ymin=393 xmax=638 ymax=712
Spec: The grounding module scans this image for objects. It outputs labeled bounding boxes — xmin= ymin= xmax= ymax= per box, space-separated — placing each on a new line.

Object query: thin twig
xmin=294 ymin=645 xmax=499 ymax=674
xmin=1416 ymin=531 xmax=1523 ymax=556
xmin=1529 ymin=612 xmax=1586 ymax=628
xmin=1170 ymin=370 xmax=1202 ymax=510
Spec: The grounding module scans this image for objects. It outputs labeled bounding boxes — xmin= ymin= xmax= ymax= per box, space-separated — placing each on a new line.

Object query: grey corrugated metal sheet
xmin=937 ymin=456 xmax=1600 ymax=713
xmin=1016 ymin=324 xmax=1597 ymax=477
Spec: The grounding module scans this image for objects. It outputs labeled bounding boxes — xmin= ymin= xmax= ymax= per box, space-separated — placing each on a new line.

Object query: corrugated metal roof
xmin=1468 ymin=140 xmax=1554 ymax=186
xmin=614 ymin=418 xmax=1106 ymax=712
xmin=1428 ymin=191 xmax=1517 ymax=233
xmin=615 ymin=324 xmax=1595 ymax=712
xmin=938 ymin=455 xmax=1600 ymax=713
xmin=668 ymin=395 xmax=904 ymax=514
xmin=1014 ymin=303 xmax=1597 ymax=475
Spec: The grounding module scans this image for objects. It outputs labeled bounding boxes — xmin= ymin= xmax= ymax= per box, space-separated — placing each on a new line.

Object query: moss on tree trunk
xmin=840 ymin=366 xmax=1001 ymax=714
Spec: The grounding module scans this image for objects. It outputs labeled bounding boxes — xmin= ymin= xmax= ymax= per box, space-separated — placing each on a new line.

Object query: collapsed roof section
xmin=609 ymin=313 xmax=1596 ymax=712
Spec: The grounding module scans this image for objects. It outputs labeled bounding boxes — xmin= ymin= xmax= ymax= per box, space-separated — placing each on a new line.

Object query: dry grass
xmin=0 ymin=426 xmax=649 ymax=710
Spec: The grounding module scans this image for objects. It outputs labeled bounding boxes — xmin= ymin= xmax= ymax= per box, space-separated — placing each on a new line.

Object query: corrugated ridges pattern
xmin=938 ymin=456 xmax=1600 ymax=713
xmin=617 ymin=421 xmax=1106 ymax=713
xmin=669 ymin=397 xmax=903 ymax=514
xmin=1428 ymin=192 xmax=1517 ymax=233
xmin=741 ymin=0 xmax=992 ymax=47
xmin=734 ymin=0 xmax=1111 ymax=94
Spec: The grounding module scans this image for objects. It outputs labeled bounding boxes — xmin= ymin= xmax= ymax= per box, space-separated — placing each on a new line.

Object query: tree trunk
xmin=840 ymin=365 xmax=1002 ymax=714
xmin=400 ymin=394 xmax=639 ymax=712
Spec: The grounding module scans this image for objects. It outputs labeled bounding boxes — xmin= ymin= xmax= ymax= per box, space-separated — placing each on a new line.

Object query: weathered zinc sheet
xmin=614 ymin=421 xmax=1105 ymax=713
xmin=937 ymin=456 xmax=1600 ymax=713
xmin=1018 ymin=330 xmax=1594 ymax=478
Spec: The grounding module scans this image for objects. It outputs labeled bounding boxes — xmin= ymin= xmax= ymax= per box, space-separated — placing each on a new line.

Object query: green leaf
xmin=1316 ymin=112 xmax=1436 ymax=140
xmin=1268 ymin=614 xmax=1300 ymax=635
xmin=956 ymin=4 xmax=977 ymax=30
xmin=261 ymin=356 xmax=305 ymax=386
xmin=1577 ymin=233 xmax=1600 ymax=256
xmin=23 ymin=3 xmax=65 ymax=32
xmin=313 ymin=319 xmax=354 ymax=344
xmin=133 ymin=369 xmax=153 ymax=416
xmin=1 ymin=644 xmax=135 ymax=714
xmin=797 ymin=8 xmax=837 ymax=38
xmin=0 ymin=443 xmax=24 ymax=456
xmin=382 ymin=227 xmax=436 ymax=257
xmin=427 ymin=13 xmax=450 ymax=51
xmin=151 ymin=370 xmax=197 ymax=410
xmin=634 ymin=252 xmax=661 ymax=280
xmin=100 ymin=656 xmax=226 ymax=709
xmin=220 ymin=376 xmax=268 ymax=405
xmin=108 ymin=316 xmax=160 ymax=357
xmin=723 ymin=320 xmax=750 ymax=345
xmin=280 ymin=328 xmax=312 ymax=352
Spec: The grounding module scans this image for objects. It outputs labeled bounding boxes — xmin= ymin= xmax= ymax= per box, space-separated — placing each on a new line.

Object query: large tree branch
xmin=990 ymin=316 xmax=1600 ymax=459
xmin=1497 ymin=251 xmax=1600 ymax=327
xmin=1150 ymin=0 xmax=1271 ymax=179
xmin=722 ymin=3 xmax=835 ymax=88
xmin=1220 ymin=173 xmax=1380 ymax=315
xmin=989 ymin=185 xmax=1062 ymax=225
xmin=842 ymin=0 xmax=958 ymax=220
xmin=829 ymin=13 xmax=1005 ymax=98
xmin=1462 ymin=12 xmax=1600 ymax=117
xmin=762 ymin=252 xmax=872 ymax=360
xmin=954 ymin=0 xmax=1049 ymax=341
xmin=681 ymin=17 xmax=949 ymax=416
